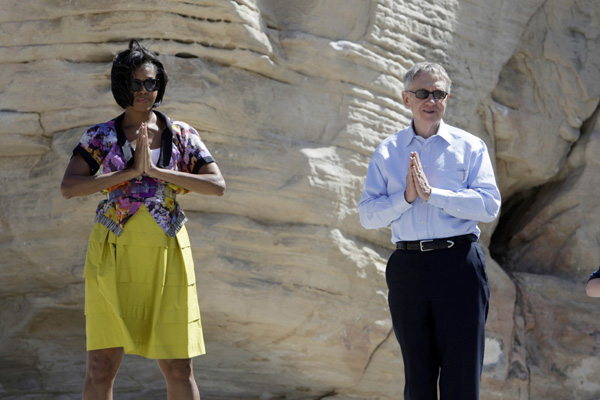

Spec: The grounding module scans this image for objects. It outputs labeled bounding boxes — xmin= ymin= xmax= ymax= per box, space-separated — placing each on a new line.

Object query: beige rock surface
xmin=1 ymin=0 xmax=599 ymax=399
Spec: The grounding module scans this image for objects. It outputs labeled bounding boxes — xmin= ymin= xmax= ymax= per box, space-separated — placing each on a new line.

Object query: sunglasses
xmin=408 ymin=89 xmax=448 ymax=100
xmin=132 ymin=78 xmax=160 ymax=92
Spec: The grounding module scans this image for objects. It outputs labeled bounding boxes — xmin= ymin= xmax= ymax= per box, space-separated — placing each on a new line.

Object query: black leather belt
xmin=396 ymin=234 xmax=477 ymax=252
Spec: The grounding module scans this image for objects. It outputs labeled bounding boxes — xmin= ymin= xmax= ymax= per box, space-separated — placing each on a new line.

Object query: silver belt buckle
xmin=420 ymin=239 xmax=434 ymax=252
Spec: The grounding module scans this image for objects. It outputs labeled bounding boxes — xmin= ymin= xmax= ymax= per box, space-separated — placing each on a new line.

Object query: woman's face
xmin=129 ymin=63 xmax=158 ymax=113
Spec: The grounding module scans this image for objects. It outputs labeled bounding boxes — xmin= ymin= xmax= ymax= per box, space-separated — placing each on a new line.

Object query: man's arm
xmin=425 ymin=146 xmax=501 ymax=223
xmin=586 ymin=279 xmax=600 ymax=297
xmin=358 ymin=154 xmax=413 ymax=229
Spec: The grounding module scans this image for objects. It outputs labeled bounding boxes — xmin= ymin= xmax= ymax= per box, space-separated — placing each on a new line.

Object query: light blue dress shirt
xmin=358 ymin=120 xmax=501 ymax=243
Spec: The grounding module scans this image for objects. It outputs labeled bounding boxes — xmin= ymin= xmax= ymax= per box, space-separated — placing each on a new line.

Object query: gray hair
xmin=404 ymin=62 xmax=452 ymax=93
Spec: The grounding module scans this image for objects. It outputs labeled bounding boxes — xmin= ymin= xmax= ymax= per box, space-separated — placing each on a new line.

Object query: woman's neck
xmin=122 ymin=109 xmax=155 ymax=129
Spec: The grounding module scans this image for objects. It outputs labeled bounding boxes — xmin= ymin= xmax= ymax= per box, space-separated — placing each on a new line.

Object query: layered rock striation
xmin=1 ymin=0 xmax=599 ymax=399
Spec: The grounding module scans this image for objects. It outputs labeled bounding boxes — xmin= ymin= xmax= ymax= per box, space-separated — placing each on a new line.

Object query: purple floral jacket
xmin=73 ymin=111 xmax=215 ymax=237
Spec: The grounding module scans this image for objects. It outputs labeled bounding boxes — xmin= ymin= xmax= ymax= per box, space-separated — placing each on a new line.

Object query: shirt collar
xmin=403 ymin=119 xmax=452 ymax=146
xmin=115 ymin=111 xmax=175 ymax=168
xmin=435 ymin=120 xmax=452 ymax=144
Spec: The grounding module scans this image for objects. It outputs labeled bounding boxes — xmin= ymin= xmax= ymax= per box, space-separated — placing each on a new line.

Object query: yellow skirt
xmin=83 ymin=205 xmax=205 ymax=359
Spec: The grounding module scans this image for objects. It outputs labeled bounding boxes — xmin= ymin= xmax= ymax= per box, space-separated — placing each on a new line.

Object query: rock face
xmin=1 ymin=0 xmax=599 ymax=399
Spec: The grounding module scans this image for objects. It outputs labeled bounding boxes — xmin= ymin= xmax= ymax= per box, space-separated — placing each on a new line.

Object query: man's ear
xmin=402 ymin=91 xmax=410 ymax=107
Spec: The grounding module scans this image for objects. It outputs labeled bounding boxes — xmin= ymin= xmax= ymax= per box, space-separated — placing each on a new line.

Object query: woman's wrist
xmin=120 ymin=166 xmax=142 ymax=182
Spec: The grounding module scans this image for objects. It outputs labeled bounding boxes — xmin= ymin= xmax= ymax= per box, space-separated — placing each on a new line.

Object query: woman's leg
xmin=158 ymin=358 xmax=200 ymax=400
xmin=83 ymin=347 xmax=124 ymax=400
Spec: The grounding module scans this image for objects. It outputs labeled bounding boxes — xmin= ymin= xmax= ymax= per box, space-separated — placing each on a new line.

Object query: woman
xmin=61 ymin=40 xmax=225 ymax=400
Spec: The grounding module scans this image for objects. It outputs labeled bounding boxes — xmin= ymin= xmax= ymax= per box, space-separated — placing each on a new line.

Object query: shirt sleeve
xmin=588 ymin=266 xmax=600 ymax=282
xmin=176 ymin=124 xmax=215 ymax=174
xmin=357 ymin=152 xmax=413 ymax=230
xmin=427 ymin=143 xmax=501 ymax=223
xmin=72 ymin=125 xmax=110 ymax=175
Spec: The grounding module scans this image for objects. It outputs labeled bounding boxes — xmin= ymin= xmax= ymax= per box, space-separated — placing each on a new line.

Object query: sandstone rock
xmin=513 ymin=272 xmax=600 ymax=399
xmin=497 ymin=125 xmax=600 ymax=279
xmin=1 ymin=0 xmax=600 ymax=399
xmin=481 ymin=0 xmax=600 ymax=198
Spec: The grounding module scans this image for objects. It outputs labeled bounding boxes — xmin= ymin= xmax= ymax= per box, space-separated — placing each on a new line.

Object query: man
xmin=586 ymin=266 xmax=600 ymax=297
xmin=357 ymin=62 xmax=501 ymax=399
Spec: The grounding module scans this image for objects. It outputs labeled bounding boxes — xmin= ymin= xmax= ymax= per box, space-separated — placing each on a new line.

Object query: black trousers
xmin=386 ymin=242 xmax=489 ymax=400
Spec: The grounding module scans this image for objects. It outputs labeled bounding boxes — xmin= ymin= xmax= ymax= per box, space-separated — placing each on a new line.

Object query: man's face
xmin=401 ymin=72 xmax=449 ymax=128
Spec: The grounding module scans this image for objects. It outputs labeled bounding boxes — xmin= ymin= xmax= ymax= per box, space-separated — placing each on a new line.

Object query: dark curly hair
xmin=111 ymin=40 xmax=168 ymax=109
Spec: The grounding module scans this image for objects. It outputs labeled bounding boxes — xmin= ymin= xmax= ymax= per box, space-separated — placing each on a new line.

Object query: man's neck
xmin=413 ymin=120 xmax=440 ymax=139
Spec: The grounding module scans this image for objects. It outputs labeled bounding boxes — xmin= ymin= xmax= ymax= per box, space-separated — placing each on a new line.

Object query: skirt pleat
xmin=83 ymin=205 xmax=205 ymax=359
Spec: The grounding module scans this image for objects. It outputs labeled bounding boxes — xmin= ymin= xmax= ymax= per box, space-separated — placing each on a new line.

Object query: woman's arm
xmin=61 ymin=123 xmax=225 ymax=199
xmin=139 ymin=126 xmax=225 ymax=196
xmin=60 ymin=154 xmax=141 ymax=199
xmin=61 ymin=130 xmax=147 ymax=199
xmin=147 ymin=162 xmax=225 ymax=196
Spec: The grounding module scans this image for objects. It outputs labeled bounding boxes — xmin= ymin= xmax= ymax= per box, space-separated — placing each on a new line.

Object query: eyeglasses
xmin=408 ymin=89 xmax=448 ymax=100
xmin=132 ymin=78 xmax=160 ymax=92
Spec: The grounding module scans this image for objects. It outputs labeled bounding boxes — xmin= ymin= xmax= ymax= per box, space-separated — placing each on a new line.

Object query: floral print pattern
xmin=74 ymin=111 xmax=215 ymax=237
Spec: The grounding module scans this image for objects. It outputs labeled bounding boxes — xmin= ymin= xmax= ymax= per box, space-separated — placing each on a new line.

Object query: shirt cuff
xmin=427 ymin=188 xmax=446 ymax=208
xmin=391 ymin=190 xmax=413 ymax=214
